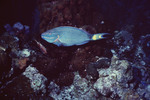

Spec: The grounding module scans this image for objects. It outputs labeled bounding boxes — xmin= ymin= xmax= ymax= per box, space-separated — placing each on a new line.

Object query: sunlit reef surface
xmin=0 ymin=0 xmax=150 ymax=99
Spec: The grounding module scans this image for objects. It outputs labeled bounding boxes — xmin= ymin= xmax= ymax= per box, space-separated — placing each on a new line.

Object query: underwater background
xmin=0 ymin=0 xmax=150 ymax=99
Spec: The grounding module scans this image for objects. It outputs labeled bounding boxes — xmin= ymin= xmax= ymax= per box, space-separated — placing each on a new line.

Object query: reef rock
xmin=49 ymin=72 xmax=98 ymax=100
xmin=23 ymin=65 xmax=47 ymax=93
xmin=94 ymin=56 xmax=133 ymax=99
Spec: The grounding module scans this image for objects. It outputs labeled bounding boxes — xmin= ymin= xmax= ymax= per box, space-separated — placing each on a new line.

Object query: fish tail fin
xmin=98 ymin=33 xmax=111 ymax=39
xmin=91 ymin=33 xmax=111 ymax=40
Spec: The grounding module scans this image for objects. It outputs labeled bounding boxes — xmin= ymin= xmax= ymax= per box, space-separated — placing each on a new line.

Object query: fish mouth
xmin=41 ymin=34 xmax=45 ymax=39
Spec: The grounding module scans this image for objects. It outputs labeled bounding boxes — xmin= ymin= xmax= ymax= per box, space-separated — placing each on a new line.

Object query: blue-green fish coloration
xmin=41 ymin=26 xmax=110 ymax=46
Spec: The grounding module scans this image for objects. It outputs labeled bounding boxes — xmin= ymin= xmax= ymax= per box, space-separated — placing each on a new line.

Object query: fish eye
xmin=48 ymin=33 xmax=52 ymax=35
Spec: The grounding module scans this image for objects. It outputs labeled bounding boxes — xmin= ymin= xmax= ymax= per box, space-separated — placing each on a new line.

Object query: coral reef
xmin=38 ymin=0 xmax=114 ymax=33
xmin=70 ymin=46 xmax=103 ymax=76
xmin=4 ymin=22 xmax=30 ymax=36
xmin=0 ymin=75 xmax=33 ymax=98
xmin=55 ymin=72 xmax=74 ymax=87
xmin=48 ymin=72 xmax=98 ymax=100
xmin=23 ymin=65 xmax=47 ymax=93
xmin=138 ymin=34 xmax=150 ymax=66
xmin=112 ymin=26 xmax=135 ymax=59
xmin=86 ymin=57 xmax=110 ymax=80
xmin=94 ymin=56 xmax=133 ymax=99
xmin=112 ymin=27 xmax=150 ymax=99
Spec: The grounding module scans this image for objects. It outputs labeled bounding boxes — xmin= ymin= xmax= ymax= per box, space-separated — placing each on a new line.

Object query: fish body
xmin=34 ymin=39 xmax=47 ymax=54
xmin=41 ymin=26 xmax=109 ymax=46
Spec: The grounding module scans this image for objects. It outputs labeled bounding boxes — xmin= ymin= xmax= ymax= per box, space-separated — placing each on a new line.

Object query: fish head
xmin=41 ymin=31 xmax=58 ymax=43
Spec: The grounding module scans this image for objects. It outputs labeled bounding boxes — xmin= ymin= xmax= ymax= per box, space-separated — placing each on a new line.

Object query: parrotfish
xmin=41 ymin=26 xmax=110 ymax=46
